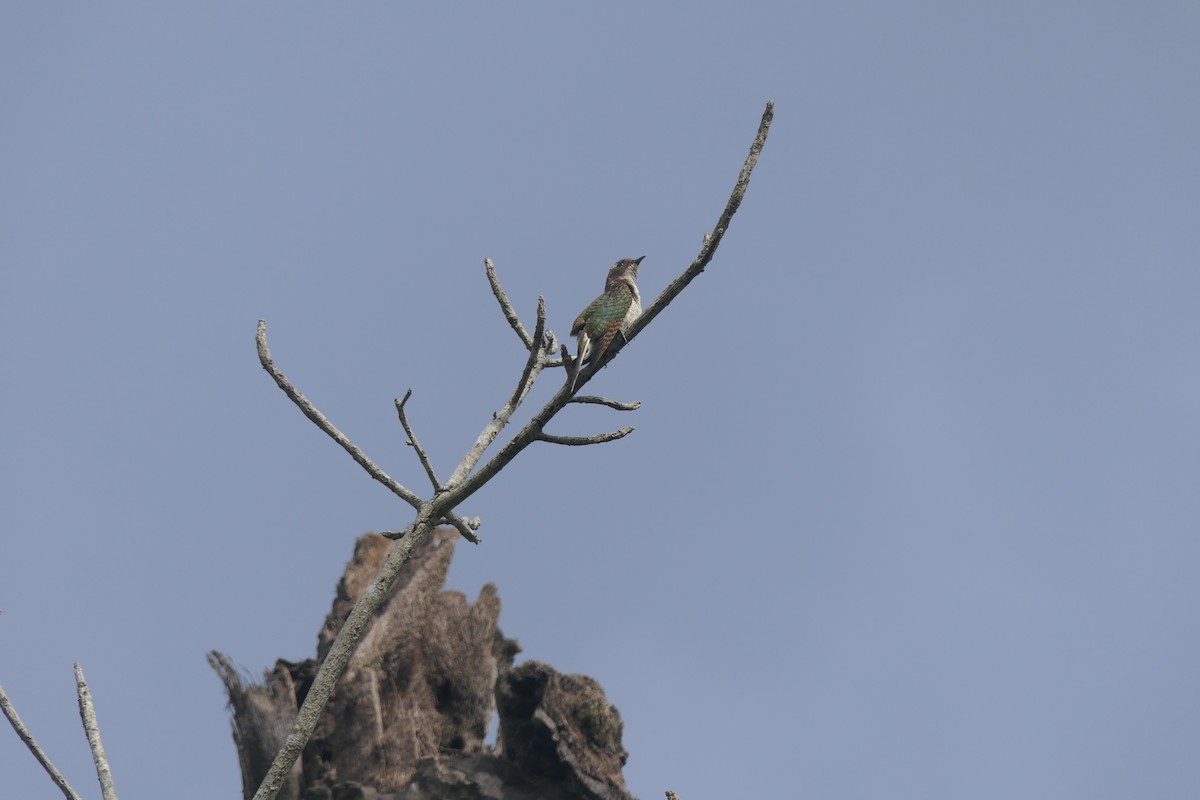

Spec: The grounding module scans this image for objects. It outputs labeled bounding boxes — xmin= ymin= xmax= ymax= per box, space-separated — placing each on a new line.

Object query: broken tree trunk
xmin=209 ymin=529 xmax=631 ymax=800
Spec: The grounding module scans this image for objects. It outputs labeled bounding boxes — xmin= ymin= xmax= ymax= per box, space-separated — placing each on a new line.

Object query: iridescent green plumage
xmin=569 ymin=257 xmax=643 ymax=392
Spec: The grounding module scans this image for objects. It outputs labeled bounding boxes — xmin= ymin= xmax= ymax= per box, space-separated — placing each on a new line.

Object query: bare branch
xmin=444 ymin=296 xmax=550 ymax=488
xmin=395 ymin=390 xmax=441 ymax=491
xmin=433 ymin=513 xmax=483 ymax=543
xmin=509 ymin=297 xmax=547 ymax=409
xmin=74 ymin=663 xmax=118 ymax=800
xmin=379 ymin=516 xmax=481 ymax=542
xmin=258 ymin=322 xmax=479 ymax=543
xmin=252 ymin=510 xmax=443 ymax=800
xmin=541 ymin=344 xmax=570 ymax=374
xmin=379 ymin=514 xmax=480 ymax=544
xmin=537 ymin=427 xmax=634 ymax=446
xmin=257 ymin=321 xmax=424 ymax=510
xmin=441 ymin=514 xmax=482 ymax=540
xmin=0 ymin=683 xmax=83 ymax=800
xmin=602 ymin=100 xmax=775 ymax=368
xmin=485 ymin=257 xmax=533 ymax=349
xmin=569 ymin=395 xmax=641 ymax=411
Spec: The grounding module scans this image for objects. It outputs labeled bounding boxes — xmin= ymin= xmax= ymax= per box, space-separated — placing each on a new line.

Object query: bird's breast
xmin=621 ymin=297 xmax=642 ymax=331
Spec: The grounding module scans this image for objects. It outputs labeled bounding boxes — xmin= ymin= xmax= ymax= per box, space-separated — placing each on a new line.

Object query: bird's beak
xmin=634 ymin=256 xmax=645 ymax=265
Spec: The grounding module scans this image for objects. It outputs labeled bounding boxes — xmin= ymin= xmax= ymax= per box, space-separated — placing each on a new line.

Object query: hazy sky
xmin=3 ymin=4 xmax=1199 ymax=799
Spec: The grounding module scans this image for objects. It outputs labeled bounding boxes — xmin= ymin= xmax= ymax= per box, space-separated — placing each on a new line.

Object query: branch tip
xmin=75 ymin=663 xmax=118 ymax=800
xmin=569 ymin=395 xmax=641 ymax=411
xmin=486 ymin=258 xmax=534 ymax=348
xmin=537 ymin=427 xmax=634 ymax=446
xmin=395 ymin=390 xmax=442 ymax=492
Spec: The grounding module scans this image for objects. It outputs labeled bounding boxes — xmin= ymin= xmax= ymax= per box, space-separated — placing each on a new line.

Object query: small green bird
xmin=569 ymin=257 xmax=643 ymax=392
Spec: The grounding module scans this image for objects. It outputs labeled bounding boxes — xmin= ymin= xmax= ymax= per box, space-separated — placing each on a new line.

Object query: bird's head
xmin=608 ymin=255 xmax=644 ymax=283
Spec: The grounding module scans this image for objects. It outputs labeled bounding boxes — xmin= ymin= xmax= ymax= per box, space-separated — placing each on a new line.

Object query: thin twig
xmin=536 ymin=427 xmax=634 ymax=446
xmin=395 ymin=389 xmax=441 ymax=491
xmin=440 ymin=514 xmax=482 ymax=542
xmin=485 ymin=257 xmax=533 ymax=348
xmin=508 ymin=297 xmax=547 ymax=409
xmin=0 ymin=683 xmax=83 ymax=800
xmin=444 ymin=294 xmax=549 ymax=488
xmin=257 ymin=321 xmax=423 ymax=510
xmin=258 ymin=322 xmax=480 ymax=544
xmin=569 ymin=395 xmax=641 ymax=411
xmin=379 ymin=515 xmax=480 ymax=542
xmin=74 ymin=663 xmax=118 ymax=800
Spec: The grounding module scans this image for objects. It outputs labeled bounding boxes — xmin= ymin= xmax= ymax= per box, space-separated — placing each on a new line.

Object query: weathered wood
xmin=211 ymin=530 xmax=630 ymax=800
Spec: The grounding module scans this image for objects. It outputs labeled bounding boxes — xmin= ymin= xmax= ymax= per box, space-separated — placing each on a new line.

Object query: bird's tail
xmin=569 ymin=334 xmax=591 ymax=393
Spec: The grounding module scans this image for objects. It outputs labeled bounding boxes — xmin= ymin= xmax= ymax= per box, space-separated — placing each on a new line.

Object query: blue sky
xmin=2 ymin=4 xmax=1198 ymax=799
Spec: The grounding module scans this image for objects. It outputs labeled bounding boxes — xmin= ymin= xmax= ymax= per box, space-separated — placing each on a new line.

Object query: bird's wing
xmin=588 ymin=287 xmax=633 ymax=363
xmin=571 ymin=294 xmax=603 ymax=337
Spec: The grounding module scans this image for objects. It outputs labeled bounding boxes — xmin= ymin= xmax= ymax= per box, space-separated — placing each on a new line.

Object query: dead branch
xmin=249 ymin=101 xmax=774 ymax=800
xmin=536 ymin=428 xmax=634 ymax=446
xmin=485 ymin=257 xmax=533 ymax=349
xmin=555 ymin=341 xmax=573 ymax=369
xmin=257 ymin=321 xmax=424 ymax=510
xmin=603 ymin=100 xmax=774 ymax=363
xmin=74 ymin=663 xmax=118 ymax=800
xmin=442 ymin=298 xmax=554 ymax=490
xmin=395 ymin=390 xmax=441 ymax=491
xmin=251 ymin=505 xmax=444 ymax=800
xmin=0 ymin=682 xmax=83 ymax=800
xmin=256 ymin=322 xmax=480 ymax=546
xmin=508 ymin=297 xmax=548 ymax=409
xmin=570 ymin=395 xmax=642 ymax=411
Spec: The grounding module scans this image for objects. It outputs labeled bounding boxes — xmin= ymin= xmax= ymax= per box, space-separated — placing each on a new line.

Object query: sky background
xmin=2 ymin=4 xmax=1199 ymax=799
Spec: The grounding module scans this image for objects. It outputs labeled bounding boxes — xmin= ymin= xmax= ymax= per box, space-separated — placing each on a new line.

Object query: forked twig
xmin=256 ymin=322 xmax=480 ymax=545
xmin=444 ymin=298 xmax=551 ymax=489
xmin=257 ymin=322 xmax=423 ymax=510
xmin=378 ymin=514 xmax=480 ymax=541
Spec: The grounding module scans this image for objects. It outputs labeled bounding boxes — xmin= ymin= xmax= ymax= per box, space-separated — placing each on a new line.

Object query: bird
xmin=569 ymin=256 xmax=643 ymax=392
